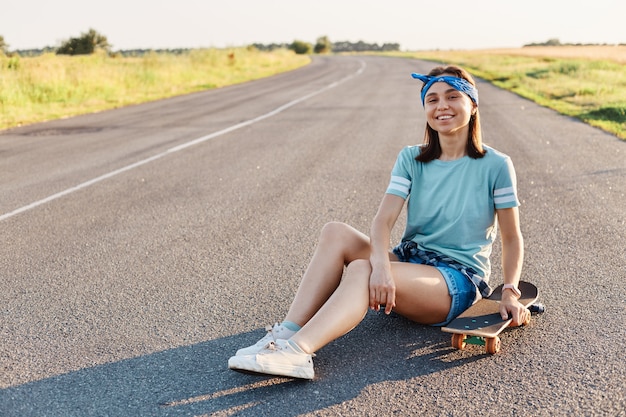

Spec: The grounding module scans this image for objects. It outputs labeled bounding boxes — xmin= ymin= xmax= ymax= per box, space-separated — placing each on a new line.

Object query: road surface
xmin=1 ymin=55 xmax=624 ymax=416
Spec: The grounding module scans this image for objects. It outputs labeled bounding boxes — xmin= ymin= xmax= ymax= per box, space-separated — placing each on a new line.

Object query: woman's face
xmin=423 ymin=78 xmax=476 ymax=136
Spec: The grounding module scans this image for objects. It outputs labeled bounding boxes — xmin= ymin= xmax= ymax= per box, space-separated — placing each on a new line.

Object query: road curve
xmin=0 ymin=55 xmax=624 ymax=416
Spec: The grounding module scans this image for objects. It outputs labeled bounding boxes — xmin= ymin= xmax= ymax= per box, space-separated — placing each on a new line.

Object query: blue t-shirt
xmin=386 ymin=145 xmax=519 ymax=281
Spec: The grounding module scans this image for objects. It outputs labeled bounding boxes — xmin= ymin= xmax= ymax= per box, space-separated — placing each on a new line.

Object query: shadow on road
xmin=1 ymin=312 xmax=487 ymax=416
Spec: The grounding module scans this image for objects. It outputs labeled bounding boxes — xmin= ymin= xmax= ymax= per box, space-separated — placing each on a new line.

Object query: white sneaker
xmin=228 ymin=339 xmax=315 ymax=380
xmin=235 ymin=323 xmax=295 ymax=356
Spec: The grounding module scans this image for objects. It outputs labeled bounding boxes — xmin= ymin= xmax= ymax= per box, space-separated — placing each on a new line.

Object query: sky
xmin=2 ymin=0 xmax=625 ymax=51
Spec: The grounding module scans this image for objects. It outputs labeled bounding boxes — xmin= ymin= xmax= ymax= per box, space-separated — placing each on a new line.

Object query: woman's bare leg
xmin=283 ymin=222 xmax=371 ymax=327
xmin=291 ymin=261 xmax=452 ymax=354
xmin=290 ymin=258 xmax=372 ymax=353
xmin=390 ymin=262 xmax=451 ymax=323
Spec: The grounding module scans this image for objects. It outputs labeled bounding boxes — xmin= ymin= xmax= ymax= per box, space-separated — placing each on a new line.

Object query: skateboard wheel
xmin=486 ymin=337 xmax=501 ymax=354
xmin=451 ymin=334 xmax=466 ymax=350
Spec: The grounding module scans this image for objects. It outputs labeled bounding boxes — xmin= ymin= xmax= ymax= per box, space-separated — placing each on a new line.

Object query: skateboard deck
xmin=442 ymin=281 xmax=539 ymax=354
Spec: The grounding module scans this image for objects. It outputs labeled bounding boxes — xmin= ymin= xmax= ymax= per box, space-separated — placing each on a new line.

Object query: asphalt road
xmin=1 ymin=55 xmax=624 ymax=416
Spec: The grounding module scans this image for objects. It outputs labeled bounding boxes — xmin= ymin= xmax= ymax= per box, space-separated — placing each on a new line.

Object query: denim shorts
xmin=393 ymin=247 xmax=477 ymax=326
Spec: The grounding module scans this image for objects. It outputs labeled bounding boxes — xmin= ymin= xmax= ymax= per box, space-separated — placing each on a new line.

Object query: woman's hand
xmin=499 ymin=292 xmax=530 ymax=326
xmin=369 ymin=265 xmax=396 ymax=315
xmin=368 ymin=194 xmax=404 ymax=315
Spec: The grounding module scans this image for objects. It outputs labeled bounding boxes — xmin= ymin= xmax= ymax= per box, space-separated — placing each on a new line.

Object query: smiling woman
xmin=422 ymin=79 xmax=478 ymax=160
xmin=0 ymin=48 xmax=310 ymax=130
xmin=412 ymin=66 xmax=483 ymax=162
xmin=228 ymin=64 xmax=529 ymax=380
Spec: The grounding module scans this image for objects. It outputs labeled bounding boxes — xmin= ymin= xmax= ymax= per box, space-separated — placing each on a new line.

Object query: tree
xmin=57 ymin=28 xmax=111 ymax=55
xmin=289 ymin=40 xmax=312 ymax=55
xmin=0 ymin=35 xmax=8 ymax=55
xmin=314 ymin=36 xmax=332 ymax=54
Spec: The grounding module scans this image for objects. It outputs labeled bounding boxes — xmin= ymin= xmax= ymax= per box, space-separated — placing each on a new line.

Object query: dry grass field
xmin=467 ymin=45 xmax=626 ymax=63
xmin=0 ymin=48 xmax=310 ymax=130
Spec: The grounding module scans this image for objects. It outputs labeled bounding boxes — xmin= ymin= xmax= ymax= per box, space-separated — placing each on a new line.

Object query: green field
xmin=1 ymin=46 xmax=624 ymax=140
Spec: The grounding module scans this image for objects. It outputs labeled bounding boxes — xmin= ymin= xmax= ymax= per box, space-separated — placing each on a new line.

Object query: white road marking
xmin=1 ymin=60 xmax=366 ymax=223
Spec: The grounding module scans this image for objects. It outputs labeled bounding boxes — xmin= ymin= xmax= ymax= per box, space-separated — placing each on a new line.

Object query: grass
xmin=389 ymin=46 xmax=626 ymax=140
xmin=0 ymin=48 xmax=310 ymax=130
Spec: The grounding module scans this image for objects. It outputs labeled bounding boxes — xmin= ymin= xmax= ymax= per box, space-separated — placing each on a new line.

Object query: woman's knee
xmin=319 ymin=222 xmax=369 ymax=258
xmin=319 ymin=221 xmax=353 ymax=240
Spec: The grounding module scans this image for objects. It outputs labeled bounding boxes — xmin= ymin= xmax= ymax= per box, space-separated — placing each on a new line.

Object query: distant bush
xmin=314 ymin=36 xmax=332 ymax=54
xmin=57 ymin=28 xmax=110 ymax=55
xmin=289 ymin=40 xmax=313 ymax=55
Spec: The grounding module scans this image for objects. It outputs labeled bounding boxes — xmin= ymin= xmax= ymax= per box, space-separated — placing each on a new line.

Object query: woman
xmin=228 ymin=65 xmax=529 ymax=380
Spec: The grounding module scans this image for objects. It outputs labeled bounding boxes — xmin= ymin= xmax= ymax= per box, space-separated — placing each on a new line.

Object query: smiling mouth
xmin=437 ymin=115 xmax=454 ymax=120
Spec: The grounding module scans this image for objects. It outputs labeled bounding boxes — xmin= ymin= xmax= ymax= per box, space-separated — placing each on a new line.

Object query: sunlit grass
xmin=0 ymin=48 xmax=310 ymax=129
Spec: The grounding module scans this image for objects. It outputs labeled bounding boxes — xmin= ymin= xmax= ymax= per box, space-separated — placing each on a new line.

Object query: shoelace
xmin=264 ymin=323 xmax=285 ymax=335
xmin=264 ymin=341 xmax=280 ymax=351
xmin=262 ymin=340 xmax=316 ymax=357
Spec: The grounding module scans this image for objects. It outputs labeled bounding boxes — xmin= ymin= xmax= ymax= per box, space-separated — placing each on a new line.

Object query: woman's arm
xmin=369 ymin=193 xmax=405 ymax=314
xmin=496 ymin=206 xmax=529 ymax=326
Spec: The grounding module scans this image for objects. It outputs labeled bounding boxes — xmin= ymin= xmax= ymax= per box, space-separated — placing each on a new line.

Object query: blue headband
xmin=411 ymin=73 xmax=479 ymax=106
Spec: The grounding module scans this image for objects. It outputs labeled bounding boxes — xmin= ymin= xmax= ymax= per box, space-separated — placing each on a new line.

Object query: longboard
xmin=442 ymin=281 xmax=540 ymax=354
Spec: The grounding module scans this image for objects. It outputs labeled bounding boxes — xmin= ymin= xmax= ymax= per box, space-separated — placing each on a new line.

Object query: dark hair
xmin=416 ymin=65 xmax=485 ymax=163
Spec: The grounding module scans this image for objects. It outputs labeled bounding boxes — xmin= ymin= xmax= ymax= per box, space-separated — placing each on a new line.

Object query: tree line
xmin=1 ymin=29 xmax=110 ymax=56
xmin=0 ymin=30 xmax=400 ymax=57
xmin=253 ymin=37 xmax=400 ymax=54
xmin=523 ymin=38 xmax=625 ymax=47
xmin=6 ymin=30 xmax=622 ymax=57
